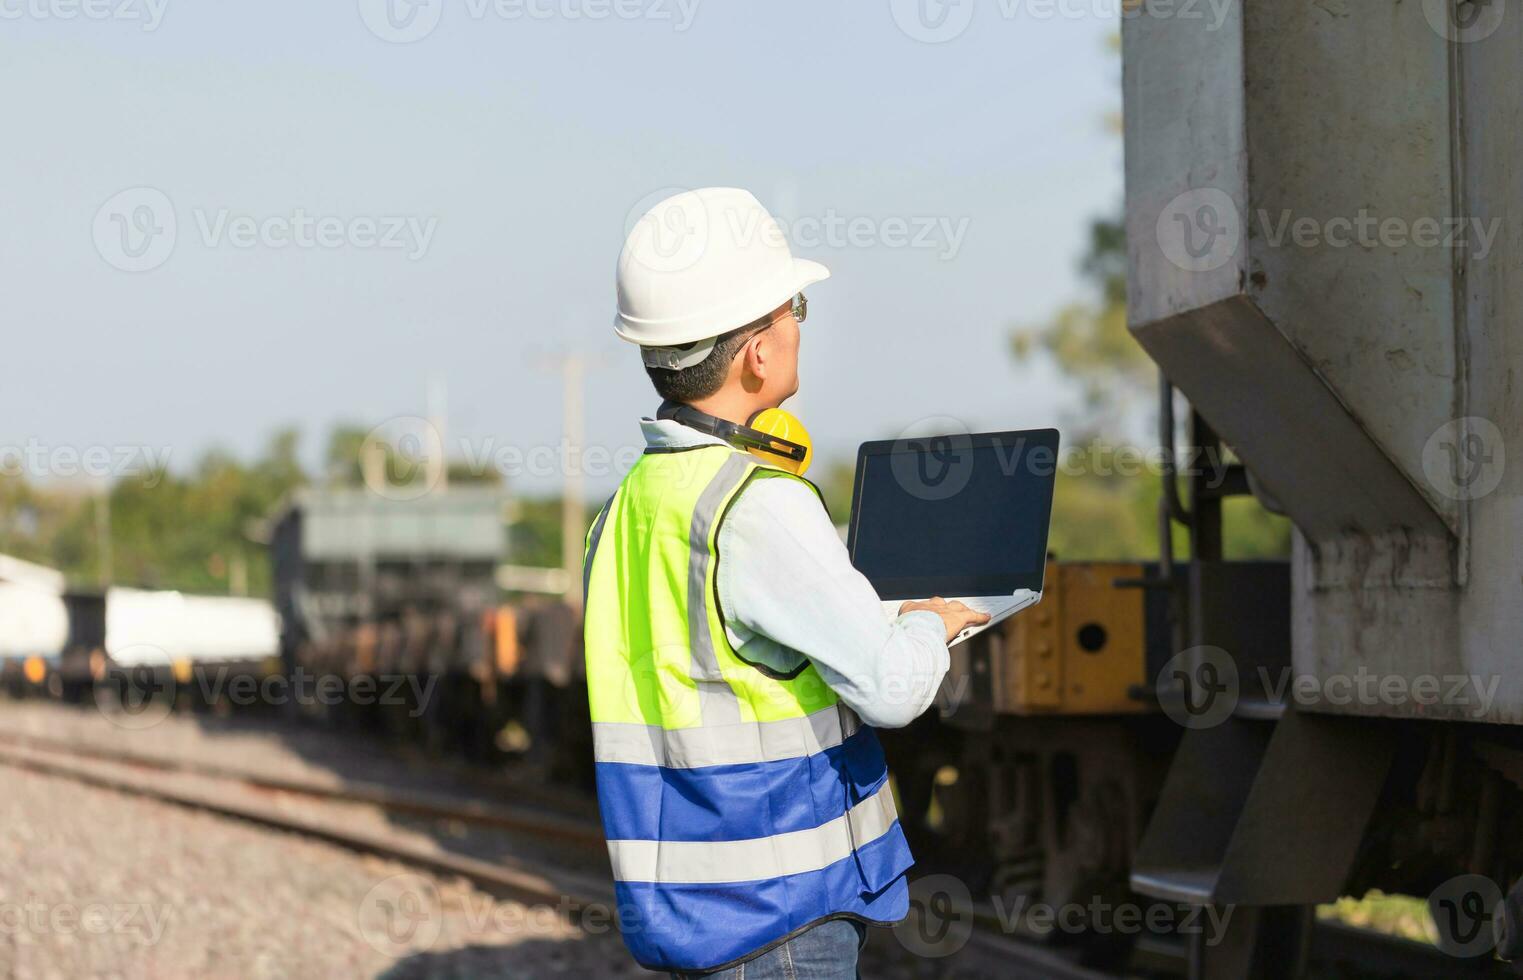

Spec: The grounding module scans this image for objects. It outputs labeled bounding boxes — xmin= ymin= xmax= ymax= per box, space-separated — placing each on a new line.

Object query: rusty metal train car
xmin=266 ymin=486 xmax=590 ymax=779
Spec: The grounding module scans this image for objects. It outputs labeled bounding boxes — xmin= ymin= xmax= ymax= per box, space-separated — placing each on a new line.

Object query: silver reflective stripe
xmin=837 ymin=703 xmax=861 ymax=740
xmin=606 ymin=781 xmax=899 ymax=885
xmin=592 ymin=703 xmax=848 ymax=769
xmin=581 ymin=492 xmax=617 ymax=606
xmin=687 ymin=453 xmax=753 ymax=727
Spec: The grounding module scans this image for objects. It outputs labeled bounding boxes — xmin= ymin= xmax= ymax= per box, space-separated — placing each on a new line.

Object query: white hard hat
xmin=614 ymin=187 xmax=830 ymax=369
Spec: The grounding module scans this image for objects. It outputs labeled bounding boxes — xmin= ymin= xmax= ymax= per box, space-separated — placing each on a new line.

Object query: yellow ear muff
xmin=747 ymin=408 xmax=813 ymax=477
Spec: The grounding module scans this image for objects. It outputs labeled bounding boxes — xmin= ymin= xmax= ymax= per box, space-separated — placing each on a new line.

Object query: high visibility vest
xmin=583 ymin=444 xmax=913 ymax=973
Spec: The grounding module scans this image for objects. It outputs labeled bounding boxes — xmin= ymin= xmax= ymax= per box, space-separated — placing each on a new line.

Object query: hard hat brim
xmin=616 ymin=257 xmax=831 ymax=348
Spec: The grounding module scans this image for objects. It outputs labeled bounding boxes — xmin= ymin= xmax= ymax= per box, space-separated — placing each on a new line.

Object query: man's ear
xmin=742 ymin=331 xmax=769 ymax=382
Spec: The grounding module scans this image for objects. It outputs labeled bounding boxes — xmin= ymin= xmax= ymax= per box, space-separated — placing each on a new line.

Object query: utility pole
xmin=229 ymin=550 xmax=249 ymax=596
xmin=559 ymin=353 xmax=586 ymax=610
xmin=428 ymin=373 xmax=450 ymax=494
xmin=533 ymin=346 xmax=617 ymax=608
xmin=536 ymin=350 xmax=602 ymax=609
xmin=93 ymin=484 xmax=113 ymax=588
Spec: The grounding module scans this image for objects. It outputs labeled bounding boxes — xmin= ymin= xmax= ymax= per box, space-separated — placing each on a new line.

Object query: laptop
xmin=846 ymin=428 xmax=1058 ymax=647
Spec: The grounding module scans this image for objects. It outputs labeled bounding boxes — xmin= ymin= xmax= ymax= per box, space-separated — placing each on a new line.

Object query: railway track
xmin=0 ymin=728 xmax=1119 ymax=978
xmin=0 ymin=727 xmax=1499 ymax=979
xmin=0 ymin=728 xmax=604 ymax=848
xmin=0 ymin=733 xmax=614 ymax=915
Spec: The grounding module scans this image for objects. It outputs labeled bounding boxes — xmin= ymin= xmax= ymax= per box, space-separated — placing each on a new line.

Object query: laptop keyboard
xmin=880 ymin=592 xmax=1032 ymax=619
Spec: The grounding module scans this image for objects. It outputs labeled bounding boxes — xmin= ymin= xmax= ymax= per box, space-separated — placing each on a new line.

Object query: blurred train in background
xmin=0 ymin=552 xmax=280 ymax=706
xmin=0 ymin=486 xmax=594 ymax=788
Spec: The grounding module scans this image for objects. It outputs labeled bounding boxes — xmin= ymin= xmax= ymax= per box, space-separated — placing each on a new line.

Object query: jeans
xmin=672 ymin=919 xmax=864 ymax=980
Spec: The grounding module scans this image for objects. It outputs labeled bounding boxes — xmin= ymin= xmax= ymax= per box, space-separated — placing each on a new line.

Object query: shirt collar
xmin=640 ymin=416 xmax=728 ymax=451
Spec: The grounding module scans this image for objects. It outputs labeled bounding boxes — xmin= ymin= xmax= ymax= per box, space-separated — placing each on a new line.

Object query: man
xmin=584 ymin=187 xmax=989 ymax=978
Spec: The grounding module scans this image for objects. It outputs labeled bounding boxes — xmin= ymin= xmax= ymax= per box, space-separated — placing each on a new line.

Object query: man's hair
xmin=643 ymin=323 xmax=764 ymax=403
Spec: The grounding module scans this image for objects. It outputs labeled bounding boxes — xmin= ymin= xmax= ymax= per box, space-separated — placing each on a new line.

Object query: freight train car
xmin=894 ymin=10 xmax=1523 ymax=974
xmin=0 ymin=553 xmax=281 ymax=711
xmin=1101 ymin=6 xmax=1523 ymax=975
xmin=0 ymin=580 xmax=68 ymax=700
xmin=266 ymin=485 xmax=499 ymax=739
xmin=97 ymin=586 xmax=282 ymax=710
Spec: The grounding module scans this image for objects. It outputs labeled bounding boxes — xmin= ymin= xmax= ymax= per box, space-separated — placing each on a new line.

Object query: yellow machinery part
xmin=995 ymin=561 xmax=1150 ymax=715
xmin=493 ymin=606 xmax=520 ymax=677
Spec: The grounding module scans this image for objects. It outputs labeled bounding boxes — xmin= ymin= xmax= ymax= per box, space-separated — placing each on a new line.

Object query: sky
xmin=1 ymin=0 xmax=1122 ymax=496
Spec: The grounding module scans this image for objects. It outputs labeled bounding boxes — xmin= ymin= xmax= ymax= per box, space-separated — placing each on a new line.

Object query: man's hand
xmin=898 ymin=597 xmax=991 ymax=645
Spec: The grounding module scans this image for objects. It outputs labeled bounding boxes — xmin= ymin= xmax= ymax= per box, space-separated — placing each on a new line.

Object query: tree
xmin=1012 ymin=216 xmax=1289 ymax=560
xmin=1012 ymin=217 xmax=1154 ymax=439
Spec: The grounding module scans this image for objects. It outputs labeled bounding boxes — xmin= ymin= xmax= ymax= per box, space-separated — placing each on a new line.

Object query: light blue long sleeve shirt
xmin=640 ymin=418 xmax=950 ymax=729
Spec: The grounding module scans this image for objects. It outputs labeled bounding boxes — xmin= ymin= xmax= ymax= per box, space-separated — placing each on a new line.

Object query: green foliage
xmin=0 ymin=428 xmax=309 ymax=595
xmin=1012 ymin=215 xmax=1291 ymax=561
xmin=815 ymin=461 xmax=857 ymax=528
xmin=1011 ymin=218 xmax=1154 ymax=427
xmin=505 ymin=497 xmax=601 ymax=569
xmin=810 ymin=440 xmax=1288 ymax=562
xmin=324 ymin=423 xmax=500 ymax=491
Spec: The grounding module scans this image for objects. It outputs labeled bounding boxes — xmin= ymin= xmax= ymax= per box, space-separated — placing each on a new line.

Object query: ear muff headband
xmin=658 ymin=402 xmax=813 ymax=476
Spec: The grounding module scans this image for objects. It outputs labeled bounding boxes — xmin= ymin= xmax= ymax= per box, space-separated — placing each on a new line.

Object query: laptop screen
xmin=847 ymin=429 xmax=1058 ymax=600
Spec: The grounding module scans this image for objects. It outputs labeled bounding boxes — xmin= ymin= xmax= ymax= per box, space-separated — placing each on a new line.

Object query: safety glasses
xmin=756 ymin=293 xmax=807 ymax=333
